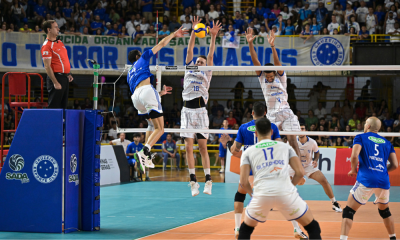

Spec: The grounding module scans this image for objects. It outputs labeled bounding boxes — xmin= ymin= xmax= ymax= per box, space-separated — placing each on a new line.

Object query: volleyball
xmin=194 ymin=23 xmax=209 ymax=38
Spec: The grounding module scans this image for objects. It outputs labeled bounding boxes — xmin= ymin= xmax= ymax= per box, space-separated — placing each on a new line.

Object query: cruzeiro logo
xmin=6 ymin=154 xmax=29 ymax=183
xmin=247 ymin=126 xmax=256 ymax=132
xmin=368 ymin=136 xmax=385 ymax=144
xmin=69 ymin=154 xmax=79 ymax=186
xmin=256 ymin=141 xmax=278 ymax=148
xmin=32 ymin=155 xmax=59 ymax=184
xmin=310 ymin=37 xmax=345 ymax=66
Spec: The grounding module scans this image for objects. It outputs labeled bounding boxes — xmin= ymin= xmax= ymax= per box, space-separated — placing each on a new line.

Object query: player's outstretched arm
xmin=245 ymin=28 xmax=261 ymax=76
xmin=207 ymin=20 xmax=222 ymax=66
xmin=349 ymin=144 xmax=361 ymax=177
xmin=152 ymin=26 xmax=188 ymax=55
xmin=289 ymin=155 xmax=305 ymax=186
xmin=159 ymin=85 xmax=172 ymax=96
xmin=240 ymin=164 xmax=252 ymax=196
xmin=186 ymin=16 xmax=201 ymax=65
xmin=387 ymin=152 xmax=399 ymax=172
xmin=230 ymin=141 xmax=243 ymax=158
xmin=267 ymin=30 xmax=284 ymax=76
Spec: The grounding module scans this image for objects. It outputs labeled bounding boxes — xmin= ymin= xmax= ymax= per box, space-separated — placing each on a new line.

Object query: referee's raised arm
xmin=41 ymin=20 xmax=73 ymax=109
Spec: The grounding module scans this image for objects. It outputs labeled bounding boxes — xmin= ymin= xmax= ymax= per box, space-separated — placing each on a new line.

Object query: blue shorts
xmin=219 ymin=144 xmax=227 ymax=158
xmin=127 ymin=158 xmax=136 ymax=166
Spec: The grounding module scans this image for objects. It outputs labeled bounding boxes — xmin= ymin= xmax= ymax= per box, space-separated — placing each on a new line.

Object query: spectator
xmin=141 ymin=0 xmax=153 ymax=23
xmin=329 ymin=114 xmax=341 ymax=131
xmin=104 ymin=22 xmax=112 ymax=35
xmin=365 ymin=7 xmax=377 ymax=34
xmin=90 ymin=15 xmax=103 ymax=34
xmin=140 ymin=17 xmax=149 ymax=33
xmin=333 ymin=134 xmax=344 ymax=147
xmin=240 ymin=112 xmax=252 ymax=124
xmin=107 ymin=23 xmax=119 ymax=36
xmin=345 ymin=2 xmax=356 ymax=24
xmin=281 ymin=6 xmax=292 ymax=21
xmin=216 ymin=4 xmax=226 ymax=17
xmin=132 ymin=25 xmax=143 ymax=41
xmin=309 ymin=124 xmax=318 ymax=140
xmin=388 ymin=22 xmax=400 ymax=42
xmin=316 ymin=125 xmax=330 ymax=146
xmin=377 ymin=100 xmax=389 ymax=119
xmin=231 ymin=81 xmax=245 ymax=107
xmin=208 ymin=4 xmax=219 ymax=20
xmin=256 ymin=2 xmax=265 ymax=16
xmin=383 ymin=112 xmax=394 ymax=128
xmin=19 ymin=23 xmax=32 ymax=32
xmin=82 ymin=26 xmax=89 ymax=34
xmin=356 ymin=0 xmax=368 ymax=26
xmin=283 ymin=19 xmax=295 ymax=35
xmin=324 ymin=0 xmax=335 ymax=15
xmin=11 ymin=0 xmax=26 ymax=30
xmin=306 ymin=110 xmax=319 ymax=130
xmin=360 ymin=79 xmax=371 ymax=100
xmin=224 ymin=100 xmax=234 ymax=117
xmin=343 ymin=125 xmax=354 ymax=147
xmin=93 ymin=2 xmax=105 ymax=20
xmin=386 ymin=127 xmax=395 ymax=144
xmin=227 ymin=111 xmax=238 ymax=127
xmin=299 ymin=2 xmax=312 ymax=21
xmin=315 ymin=81 xmax=331 ymax=107
xmin=328 ymin=14 xmax=342 ymax=34
xmin=354 ymin=102 xmax=366 ymax=120
xmin=62 ymin=1 xmax=73 ymax=28
xmin=110 ymin=132 xmax=131 ymax=152
xmin=315 ymin=1 xmax=328 ymax=27
xmin=375 ymin=5 xmax=386 ymax=34
xmin=309 ymin=0 xmax=319 ymax=12
xmin=394 ymin=114 xmax=400 ymax=132
xmin=33 ymin=25 xmax=42 ymax=33
xmin=180 ymin=7 xmax=193 ymax=23
xmin=354 ymin=123 xmax=364 ymax=132
xmin=271 ymin=3 xmax=281 ymax=16
xmin=346 ymin=15 xmax=360 ymax=34
xmin=98 ymin=98 xmax=108 ymax=111
xmin=267 ymin=22 xmax=282 ymax=35
xmin=211 ymin=100 xmax=224 ymax=118
xmin=162 ymin=133 xmax=180 ymax=170
xmin=55 ymin=12 xmax=67 ymax=29
xmin=34 ymin=0 xmax=46 ymax=24
xmin=144 ymin=25 xmax=156 ymax=36
xmin=108 ymin=122 xmax=118 ymax=140
xmin=81 ymin=97 xmax=92 ymax=109
xmin=310 ymin=17 xmax=321 ymax=35
xmin=233 ymin=102 xmax=244 ymax=121
xmin=300 ymin=23 xmax=313 ymax=43
xmin=181 ymin=16 xmax=192 ymax=34
xmin=320 ymin=27 xmax=328 ymax=34
xmin=193 ymin=3 xmax=205 ymax=18
xmin=333 ymin=3 xmax=344 ymax=24
xmin=296 ymin=110 xmax=306 ymax=125
xmin=330 ymin=126 xmax=342 ymax=145
xmin=234 ymin=11 xmax=245 ymax=33
xmin=212 ymin=110 xmax=224 ymax=129
xmin=257 ymin=25 xmax=268 ymax=36
xmin=169 ymin=15 xmax=181 ymax=32
xmin=348 ymin=113 xmax=360 ymax=130
xmin=247 ymin=7 xmax=259 ymax=22
xmin=126 ymin=134 xmax=143 ymax=181
xmin=319 ymin=117 xmax=329 ymax=130
xmin=307 ymin=86 xmax=319 ymax=111
xmin=366 ymin=101 xmax=377 ymax=117
xmin=109 ymin=9 xmax=120 ymax=24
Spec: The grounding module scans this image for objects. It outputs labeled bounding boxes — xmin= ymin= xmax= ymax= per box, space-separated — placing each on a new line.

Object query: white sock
xmin=340 ymin=235 xmax=348 ymax=240
xmin=235 ymin=213 xmax=242 ymax=229
xmin=389 ymin=234 xmax=396 ymax=238
xmin=146 ymin=170 xmax=149 ymax=177
xmin=331 ymin=197 xmax=336 ymax=203
xmin=291 ymin=220 xmax=300 ymax=229
xmin=189 ymin=168 xmax=195 ymax=175
xmin=134 ymin=171 xmax=137 ymax=177
xmin=145 ymin=144 xmax=151 ymax=150
xmin=204 ymin=168 xmax=210 ymax=175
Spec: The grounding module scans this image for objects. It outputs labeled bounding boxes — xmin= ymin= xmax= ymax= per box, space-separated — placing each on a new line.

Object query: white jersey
xmin=386 ymin=18 xmax=396 ymax=34
xmin=366 ymin=14 xmax=376 ymax=30
xmin=258 ymin=71 xmax=290 ymax=113
xmin=297 ymin=136 xmax=319 ymax=167
xmin=241 ymin=139 xmax=297 ymax=196
xmin=182 ymin=60 xmax=212 ymax=103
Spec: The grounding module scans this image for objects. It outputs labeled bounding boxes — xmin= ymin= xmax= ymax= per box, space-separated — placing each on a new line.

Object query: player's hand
xmin=348 ymin=169 xmax=357 ymax=178
xmin=209 ymin=20 xmax=222 ymax=36
xmin=245 ymin=28 xmax=256 ymax=43
xmin=191 ymin=15 xmax=202 ymax=27
xmin=312 ymin=160 xmax=318 ymax=168
xmin=174 ymin=26 xmax=188 ymax=37
xmin=54 ymin=82 xmax=62 ymax=90
xmin=67 ymin=74 xmax=73 ymax=82
xmin=159 ymin=85 xmax=172 ymax=96
xmin=219 ymin=134 xmax=230 ymax=146
xmin=267 ymin=29 xmax=276 ymax=46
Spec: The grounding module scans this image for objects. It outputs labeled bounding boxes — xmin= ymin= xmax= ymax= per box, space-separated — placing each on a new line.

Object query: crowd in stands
xmin=0 ymin=0 xmax=399 ymax=41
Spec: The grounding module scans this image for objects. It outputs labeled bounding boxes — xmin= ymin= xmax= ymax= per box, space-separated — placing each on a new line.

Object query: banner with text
xmin=0 ymin=32 xmax=350 ymax=73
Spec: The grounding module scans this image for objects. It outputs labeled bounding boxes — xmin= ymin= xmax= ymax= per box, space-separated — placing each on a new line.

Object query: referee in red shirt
xmin=41 ymin=20 xmax=73 ymax=109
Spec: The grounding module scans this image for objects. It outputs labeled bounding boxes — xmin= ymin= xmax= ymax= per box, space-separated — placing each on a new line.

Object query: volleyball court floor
xmin=1 ymin=170 xmax=400 ymax=239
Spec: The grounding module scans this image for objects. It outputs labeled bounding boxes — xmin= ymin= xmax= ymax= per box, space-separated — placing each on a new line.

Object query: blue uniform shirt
xmin=353 ymin=132 xmax=395 ymax=189
xmin=162 ymin=140 xmax=176 ymax=153
xmin=126 ymin=141 xmax=144 ymax=162
xmin=127 ymin=49 xmax=155 ymax=94
xmin=235 ymin=120 xmax=281 ymax=151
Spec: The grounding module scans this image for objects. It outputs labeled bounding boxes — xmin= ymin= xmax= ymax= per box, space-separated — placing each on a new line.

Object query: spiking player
xmin=291 ymin=123 xmax=342 ymax=212
xmin=246 ymin=27 xmax=307 ymax=238
xmin=340 ymin=117 xmax=398 ymax=240
xmin=238 ymin=118 xmax=322 ymax=240
xmin=127 ymin=26 xmax=187 ymax=174
xmin=181 ymin=16 xmax=222 ymax=196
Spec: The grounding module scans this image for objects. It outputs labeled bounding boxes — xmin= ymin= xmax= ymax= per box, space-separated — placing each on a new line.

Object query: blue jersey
xmin=353 ymin=132 xmax=395 ymax=189
xmin=127 ymin=49 xmax=155 ymax=94
xmin=126 ymin=142 xmax=143 ymax=161
xmin=235 ymin=120 xmax=280 ymax=151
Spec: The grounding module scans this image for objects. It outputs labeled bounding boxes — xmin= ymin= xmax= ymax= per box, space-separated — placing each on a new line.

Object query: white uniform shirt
xmin=108 ymin=128 xmax=118 ymax=139
xmin=258 ymin=71 xmax=289 ymax=113
xmin=241 ymin=139 xmax=297 ymax=196
xmin=111 ymin=138 xmax=132 ymax=152
xmin=297 ymin=137 xmax=319 ymax=167
xmin=182 ymin=60 xmax=212 ymax=103
xmin=366 ymin=14 xmax=376 ymax=30
xmin=386 ymin=18 xmax=396 ymax=34
xmin=356 ymin=7 xmax=368 ymax=23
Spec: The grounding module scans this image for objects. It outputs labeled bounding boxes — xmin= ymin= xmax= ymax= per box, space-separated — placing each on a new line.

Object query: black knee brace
xmin=379 ymin=207 xmax=392 ymax=219
xmin=235 ymin=192 xmax=246 ymax=203
xmin=303 ymin=219 xmax=321 ymax=240
xmin=238 ymin=222 xmax=254 ymax=240
xmin=148 ymin=110 xmax=163 ymax=119
xmin=342 ymin=206 xmax=356 ymax=220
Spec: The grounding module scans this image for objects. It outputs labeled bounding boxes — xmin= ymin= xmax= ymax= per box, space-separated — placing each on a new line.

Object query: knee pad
xmin=234 ymin=191 xmax=246 ymax=203
xmin=303 ymin=219 xmax=321 ymax=240
xmin=342 ymin=206 xmax=356 ymax=220
xmin=238 ymin=222 xmax=254 ymax=240
xmin=148 ymin=110 xmax=163 ymax=119
xmin=379 ymin=207 xmax=391 ymax=219
xmin=196 ymin=133 xmax=206 ymax=140
xmin=146 ymin=119 xmax=154 ymax=132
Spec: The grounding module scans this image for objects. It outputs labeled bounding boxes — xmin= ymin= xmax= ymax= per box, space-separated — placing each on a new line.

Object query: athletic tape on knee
xmin=379 ymin=207 xmax=391 ymax=219
xmin=234 ymin=192 xmax=246 ymax=203
xmin=342 ymin=206 xmax=356 ymax=220
xmin=146 ymin=119 xmax=155 ymax=132
xmin=303 ymin=219 xmax=321 ymax=240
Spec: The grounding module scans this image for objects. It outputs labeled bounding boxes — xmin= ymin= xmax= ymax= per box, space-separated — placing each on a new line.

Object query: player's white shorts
xmin=131 ymin=85 xmax=163 ymax=115
xmin=246 ymin=191 xmax=308 ymax=223
xmin=180 ymin=107 xmax=209 ymax=139
xmin=289 ymin=164 xmax=319 ymax=178
xmin=267 ymin=109 xmax=301 ymax=132
xmin=350 ymin=181 xmax=390 ymax=205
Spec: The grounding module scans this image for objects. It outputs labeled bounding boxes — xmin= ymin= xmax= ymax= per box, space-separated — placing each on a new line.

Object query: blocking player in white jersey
xmin=181 ymin=16 xmax=222 ymax=196
xmin=238 ymin=117 xmax=322 ymax=240
xmin=245 ymin=28 xmax=301 ymax=158
xmin=291 ymin=123 xmax=342 ymax=213
xmin=127 ymin=26 xmax=187 ymax=173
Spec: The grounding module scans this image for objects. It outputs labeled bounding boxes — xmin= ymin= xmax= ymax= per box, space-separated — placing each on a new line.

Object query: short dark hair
xmin=320 ymin=117 xmax=325 ymax=121
xmin=166 ymin=133 xmax=172 ymax=137
xmin=255 ymin=117 xmax=271 ymax=136
xmin=133 ymin=133 xmax=141 ymax=138
xmin=300 ymin=123 xmax=306 ymax=128
xmin=253 ymin=101 xmax=265 ymax=117
xmin=264 ymin=63 xmax=275 ymax=74
xmin=198 ymin=55 xmax=207 ymax=61
xmin=43 ymin=20 xmax=56 ymax=34
xmin=128 ymin=50 xmax=141 ymax=63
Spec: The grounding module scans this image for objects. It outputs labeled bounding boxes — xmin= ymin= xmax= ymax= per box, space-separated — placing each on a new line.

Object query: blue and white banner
xmin=0 ymin=32 xmax=350 ymax=74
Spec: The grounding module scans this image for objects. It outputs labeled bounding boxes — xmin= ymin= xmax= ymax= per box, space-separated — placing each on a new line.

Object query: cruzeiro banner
xmin=0 ymin=32 xmax=350 ymax=74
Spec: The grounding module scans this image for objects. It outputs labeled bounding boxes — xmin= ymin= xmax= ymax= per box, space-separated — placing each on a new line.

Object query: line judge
xmin=41 ymin=20 xmax=73 ymax=109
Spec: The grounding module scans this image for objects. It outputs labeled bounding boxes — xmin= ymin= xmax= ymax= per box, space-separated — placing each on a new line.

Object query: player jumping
xmin=238 ymin=117 xmax=322 ymax=240
xmin=340 ymin=117 xmax=398 ymax=240
xmin=127 ymin=26 xmax=187 ymax=174
xmin=291 ymin=123 xmax=342 ymax=212
xmin=181 ymin=16 xmax=222 ymax=196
